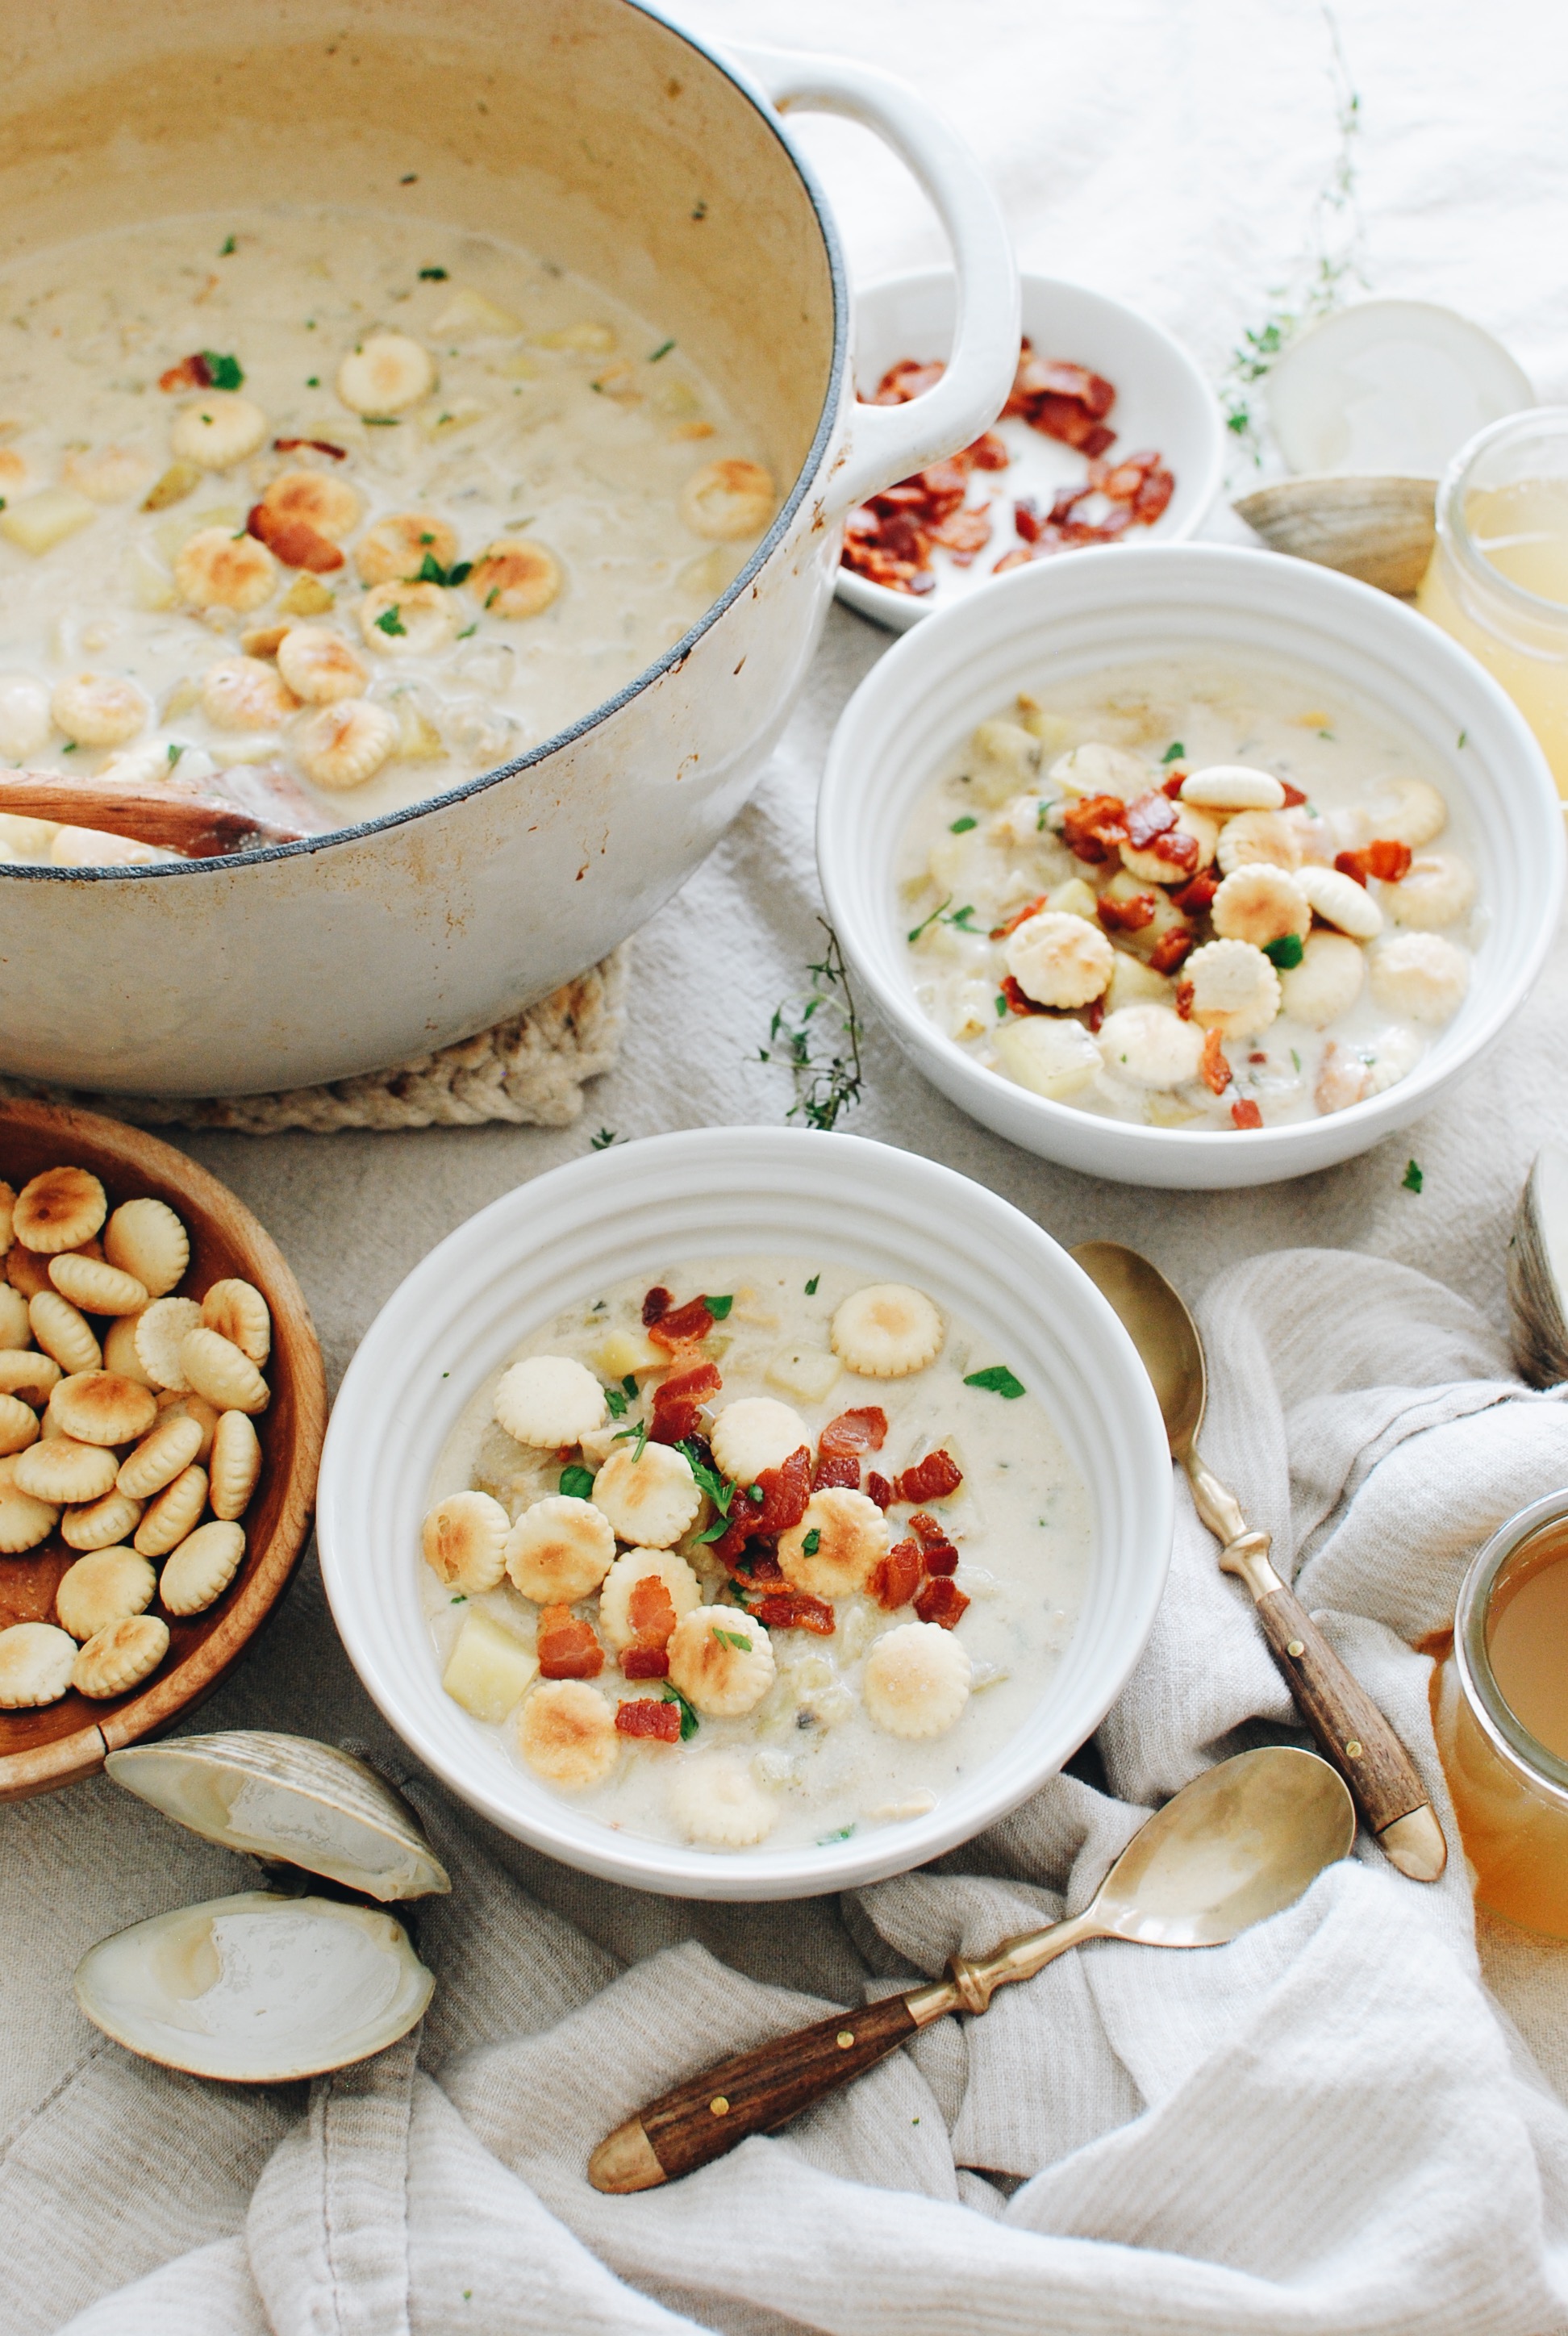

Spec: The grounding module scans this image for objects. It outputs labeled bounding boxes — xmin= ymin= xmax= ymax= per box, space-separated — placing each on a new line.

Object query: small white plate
xmin=836 ymin=269 xmax=1224 ymax=632
xmin=1266 ymin=299 xmax=1534 ymax=478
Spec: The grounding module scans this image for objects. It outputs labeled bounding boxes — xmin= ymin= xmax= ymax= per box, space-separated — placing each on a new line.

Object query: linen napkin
xmin=21 ymin=1246 xmax=1568 ymax=2336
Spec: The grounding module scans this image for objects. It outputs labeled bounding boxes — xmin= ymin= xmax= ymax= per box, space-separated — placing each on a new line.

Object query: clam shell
xmin=73 ymin=1890 xmax=434 ymax=2082
xmin=1232 ymin=475 xmax=1437 ymax=598
xmin=1508 ymin=1146 xmax=1568 ymax=1388
xmin=105 ymin=1729 xmax=450 ymax=1901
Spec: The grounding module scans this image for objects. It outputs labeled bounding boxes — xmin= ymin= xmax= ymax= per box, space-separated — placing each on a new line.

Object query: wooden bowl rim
xmin=0 ymin=1098 xmax=327 ymax=1797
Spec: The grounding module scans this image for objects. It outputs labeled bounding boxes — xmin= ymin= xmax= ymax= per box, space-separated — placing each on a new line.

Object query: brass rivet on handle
xmin=1345 ymin=1741 xmax=1363 ymax=1759
xmin=709 ymin=2096 xmax=729 ymax=2117
xmin=1287 ymin=1639 xmax=1305 ymax=1657
xmin=836 ymin=2030 xmax=855 ymax=2050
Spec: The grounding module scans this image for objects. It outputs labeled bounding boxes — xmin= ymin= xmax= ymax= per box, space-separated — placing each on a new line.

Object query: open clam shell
xmin=106 ymin=1730 xmax=450 ymax=1902
xmin=1508 ymin=1147 xmax=1568 ymax=1389
xmin=1232 ymin=475 xmax=1437 ymax=598
xmin=73 ymin=1890 xmax=434 ymax=2082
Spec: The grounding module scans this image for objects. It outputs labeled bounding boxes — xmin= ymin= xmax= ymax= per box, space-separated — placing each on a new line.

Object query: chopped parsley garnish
xmin=907 ymin=895 xmax=952 ymax=944
xmin=805 ymin=1274 xmax=819 ymax=1295
xmin=691 ymin=199 xmax=708 ymax=220
xmin=818 ymin=1823 xmax=856 ymax=1844
xmin=1161 ymin=740 xmax=1186 ymax=763
xmin=802 ymin=1528 xmax=821 ymax=1556
xmin=613 ymin=1416 xmax=650 ymax=1462
xmin=661 ymin=1682 xmax=700 ymax=1739
xmin=679 ymin=1440 xmax=740 ymax=1541
xmin=949 ymin=814 xmax=978 ymax=833
xmin=1036 ymin=801 xmax=1052 ymax=830
xmin=450 ymin=1593 xmax=467 ymax=1604
xmin=559 ymin=1463 xmax=595 ymax=1500
xmin=995 ymin=994 xmax=1008 ymax=1017
xmin=620 ymin=1374 xmax=639 ymax=1398
xmin=589 ymin=1127 xmax=619 ymax=1149
xmin=706 ymin=1293 xmax=733 ymax=1320
xmin=603 ymin=1385 xmax=628 ymax=1418
xmin=373 ymin=603 xmax=407 ymax=636
xmin=1263 ymin=933 xmax=1304 ymax=970
xmin=1318 ymin=728 xmax=1335 ymax=742
xmin=1457 ymin=729 xmax=1469 ymax=749
xmin=419 ymin=265 xmax=449 ymax=280
xmin=455 ymin=623 xmax=477 ymax=637
xmin=416 ymin=551 xmax=473 ymax=588
xmin=219 ymin=235 xmax=237 ymax=257
xmin=305 ymin=375 xmax=320 ymax=387
xmin=1402 ymin=1158 xmax=1424 ymax=1194
xmin=965 ymin=1363 xmax=1026 ymax=1400
xmin=166 ymin=742 xmax=186 ymax=767
xmin=648 ymin=338 xmax=676 ymax=362
xmin=202 ymin=349 xmax=244 ymax=389
xmin=745 ymin=1483 xmax=765 ymax=1505
xmin=364 ymin=415 xmax=401 ymax=426
xmin=1291 ymin=1048 xmax=1302 ymax=1072
xmin=485 ymin=586 xmax=500 ymax=607
xmin=712 ymin=1625 xmax=751 ymax=1650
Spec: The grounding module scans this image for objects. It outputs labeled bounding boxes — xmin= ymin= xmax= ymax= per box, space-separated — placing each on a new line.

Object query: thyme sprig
xmin=759 ymin=922 xmax=865 ymax=1132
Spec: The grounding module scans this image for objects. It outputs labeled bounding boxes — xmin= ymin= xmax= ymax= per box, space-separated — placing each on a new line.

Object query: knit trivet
xmin=0 ymin=948 xmax=626 ymax=1134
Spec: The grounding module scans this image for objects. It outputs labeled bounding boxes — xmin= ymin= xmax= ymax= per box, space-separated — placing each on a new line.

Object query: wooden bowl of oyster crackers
xmin=0 ymin=1099 xmax=327 ymax=1798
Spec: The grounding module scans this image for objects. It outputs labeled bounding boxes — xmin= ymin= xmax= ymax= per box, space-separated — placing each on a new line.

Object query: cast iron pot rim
xmin=2 ymin=0 xmax=849 ymax=888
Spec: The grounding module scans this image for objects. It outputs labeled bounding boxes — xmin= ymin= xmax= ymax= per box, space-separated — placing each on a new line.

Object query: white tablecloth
xmin=4 ymin=2 xmax=1568 ymax=2326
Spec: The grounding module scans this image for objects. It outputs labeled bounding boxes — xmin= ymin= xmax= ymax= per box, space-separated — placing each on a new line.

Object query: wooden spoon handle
xmin=1253 ymin=1581 xmax=1441 ymax=1857
xmin=0 ymin=774 xmax=302 ymax=856
xmin=589 ymin=1992 xmax=922 ymax=2192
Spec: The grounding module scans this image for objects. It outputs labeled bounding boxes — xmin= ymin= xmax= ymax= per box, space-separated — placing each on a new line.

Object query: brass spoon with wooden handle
xmin=589 ymin=1743 xmax=1353 ymax=2193
xmin=1072 ymin=1241 xmax=1445 ymax=1883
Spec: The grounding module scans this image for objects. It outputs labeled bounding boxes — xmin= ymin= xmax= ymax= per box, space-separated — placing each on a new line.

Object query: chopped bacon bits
xmin=649 ymin=1359 xmax=722 ymax=1445
xmin=1123 ymin=790 xmax=1177 ymax=849
xmin=1172 ymin=870 xmax=1219 ymax=915
xmin=537 ymin=1605 xmax=604 ymax=1679
xmin=907 ymin=1512 xmax=947 ymax=1548
xmin=1174 ymin=980 xmax=1195 ymax=1020
xmin=620 ymin=1575 xmax=677 ymax=1678
xmin=647 ymin=1294 xmax=715 ymax=1350
xmin=273 ymin=436 xmax=348 ymax=461
xmin=615 ymin=1697 xmax=681 ymax=1741
xmin=756 ymin=1590 xmax=836 ymax=1634
xmin=999 ymin=974 xmax=1049 ymax=1016
xmin=1161 ymin=769 xmax=1188 ymax=799
xmin=812 ymin=1451 xmax=861 ymax=1491
xmin=818 ymin=1408 xmax=889 ymax=1458
xmin=1278 ymin=779 xmax=1307 ymax=807
xmin=920 ymin=1537 xmax=960 ymax=1577
xmin=871 ymin=357 xmax=946 ymax=406
xmin=1337 ymin=839 xmax=1413 ymax=885
xmin=865 ymin=1470 xmax=894 ymax=1511
xmin=990 ymin=894 xmax=1050 ymax=941
xmin=1199 ymin=1028 xmax=1232 ymax=1096
xmin=641 ymin=1285 xmax=673 ymax=1326
xmin=159 ymin=352 xmax=212 ymax=392
xmin=915 ymin=1577 xmax=970 ymax=1629
xmin=1149 ymin=927 xmax=1195 ymax=974
xmin=1231 ymin=1099 xmax=1264 ymax=1130
xmin=1097 ymin=890 xmax=1157 ymax=932
xmin=621 ymin=1643 xmax=671 ymax=1679
xmin=869 ymin=1539 xmax=924 ymax=1610
xmin=1061 ymin=794 xmax=1129 ymax=862
xmin=749 ymin=1446 xmax=812 ymax=1537
xmin=896 ymin=1449 xmax=963 ymax=1504
xmin=247 ymin=502 xmax=344 ymax=574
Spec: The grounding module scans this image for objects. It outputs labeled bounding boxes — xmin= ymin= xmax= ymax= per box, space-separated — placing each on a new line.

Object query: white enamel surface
xmin=819 ymin=543 xmax=1564 ymax=1190
xmin=836 ymin=270 xmax=1225 ymax=632
xmin=318 ymin=1128 xmax=1174 ymax=1900
xmin=1267 ymin=299 xmax=1535 ymax=478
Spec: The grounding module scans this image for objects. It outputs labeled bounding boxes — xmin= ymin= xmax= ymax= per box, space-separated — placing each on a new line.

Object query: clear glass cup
xmin=1434 ymin=1491 xmax=1568 ymax=1938
xmin=1416 ymin=408 xmax=1568 ymax=798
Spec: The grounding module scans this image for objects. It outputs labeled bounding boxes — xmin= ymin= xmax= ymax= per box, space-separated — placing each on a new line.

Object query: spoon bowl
xmin=1073 ymin=1240 xmax=1205 ymax=1459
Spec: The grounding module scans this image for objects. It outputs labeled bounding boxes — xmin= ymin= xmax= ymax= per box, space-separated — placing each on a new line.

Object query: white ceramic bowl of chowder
xmin=819 ymin=543 xmax=1564 ymax=1190
xmin=836 ymin=269 xmax=1224 ymax=632
xmin=0 ymin=0 xmax=1018 ymax=1097
xmin=316 ymin=1128 xmax=1173 ymax=1901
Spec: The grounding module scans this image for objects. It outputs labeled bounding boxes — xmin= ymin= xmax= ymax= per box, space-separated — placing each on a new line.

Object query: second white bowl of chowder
xmin=317 ymin=1129 xmax=1173 ymax=1900
xmin=820 ymin=545 xmax=1563 ymax=1189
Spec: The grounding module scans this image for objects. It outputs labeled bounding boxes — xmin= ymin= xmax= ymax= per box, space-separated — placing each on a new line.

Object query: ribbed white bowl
xmin=318 ymin=1128 xmax=1173 ymax=1901
xmin=819 ymin=543 xmax=1564 ymax=1188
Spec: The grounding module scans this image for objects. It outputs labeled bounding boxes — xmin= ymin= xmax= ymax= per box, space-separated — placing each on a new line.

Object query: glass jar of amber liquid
xmin=1436 ymin=1491 xmax=1568 ymax=1937
xmin=1416 ymin=409 xmax=1568 ymax=798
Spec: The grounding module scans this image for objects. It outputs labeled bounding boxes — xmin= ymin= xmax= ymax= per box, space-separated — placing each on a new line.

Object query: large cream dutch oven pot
xmin=0 ymin=0 xmax=1017 ymax=1095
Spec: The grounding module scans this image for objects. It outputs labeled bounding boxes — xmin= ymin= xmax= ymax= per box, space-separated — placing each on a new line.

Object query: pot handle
xmin=730 ymin=45 xmax=1020 ymax=514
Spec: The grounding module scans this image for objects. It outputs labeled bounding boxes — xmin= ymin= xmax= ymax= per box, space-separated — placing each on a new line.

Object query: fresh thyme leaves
xmin=589 ymin=1128 xmax=621 ymax=1149
xmin=559 ymin=1463 xmax=595 ymax=1500
xmin=1264 ymin=933 xmax=1305 ymax=970
xmin=907 ymin=896 xmax=951 ymax=944
xmin=648 ymin=338 xmax=676 ymax=362
xmin=805 ymin=1274 xmax=819 ymax=1295
xmin=758 ymin=921 xmax=865 ymax=1133
xmin=364 ymin=415 xmax=401 ymax=427
xmin=614 ymin=1416 xmax=650 ymax=1462
xmin=415 ymin=551 xmax=473 ymax=588
xmin=706 ymin=1294 xmax=734 ymax=1320
xmin=660 ymin=1682 xmax=700 ymax=1740
xmin=802 ymin=1528 xmax=821 ymax=1556
xmin=949 ymin=814 xmax=978 ymax=833
xmin=1291 ymin=1048 xmax=1303 ymax=1072
xmin=1402 ymin=1158 xmax=1424 ymax=1194
xmin=1161 ymin=740 xmax=1186 ymax=764
xmin=944 ymin=904 xmax=980 ymax=932
xmin=965 ymin=1363 xmax=1026 ymax=1400
xmin=373 ymin=603 xmax=407 ymax=636
xmin=1218 ymin=7 xmax=1363 ymax=465
xmin=603 ymin=1385 xmax=628 ymax=1419
xmin=712 ymin=1625 xmax=752 ymax=1650
xmin=202 ymin=350 xmax=244 ymax=390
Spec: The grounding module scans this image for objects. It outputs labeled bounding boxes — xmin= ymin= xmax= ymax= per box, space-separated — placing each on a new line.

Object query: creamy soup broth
xmin=0 ymin=204 xmax=773 ymax=857
xmin=899 ymin=657 xmax=1482 ymax=1130
xmin=423 ymin=1258 xmax=1092 ymax=1854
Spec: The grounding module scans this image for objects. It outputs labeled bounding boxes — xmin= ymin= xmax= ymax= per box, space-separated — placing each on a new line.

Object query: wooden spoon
xmin=0 ymin=771 xmax=307 ymax=857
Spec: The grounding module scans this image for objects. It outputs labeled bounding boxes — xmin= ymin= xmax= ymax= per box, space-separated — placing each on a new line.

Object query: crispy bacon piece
xmin=1278 ymin=779 xmax=1307 ymax=807
xmin=1097 ymin=891 xmax=1157 ymax=932
xmin=872 ymin=357 xmax=947 ymax=405
xmin=247 ymin=502 xmax=344 ymax=574
xmin=869 ymin=1538 xmax=924 ymax=1610
xmin=730 ymin=1546 xmax=785 ymax=1586
xmin=1034 ymin=396 xmax=1117 ymax=458
xmin=1172 ymin=870 xmax=1219 ymax=915
xmin=907 ymin=1513 xmax=959 ymax=1572
xmin=1231 ymin=1099 xmax=1264 ymax=1131
xmin=999 ymin=974 xmax=1048 ymax=1016
xmin=812 ymin=1451 xmax=861 ymax=1491
xmin=923 ymin=1540 xmax=959 ymax=1578
xmin=641 ymin=1285 xmax=673 ymax=1326
xmin=896 ymin=1449 xmax=963 ymax=1504
xmin=990 ymin=894 xmax=1050 ymax=941
xmin=842 ymin=381 xmax=1014 ymax=595
xmin=621 ymin=1644 xmax=671 ymax=1679
xmin=1337 ymin=839 xmax=1413 ymax=886
xmin=619 ymin=1575 xmax=677 ymax=1679
xmin=1199 ymin=1028 xmax=1232 ymax=1096
xmin=749 ymin=1446 xmax=812 ymax=1537
xmin=819 ymin=1408 xmax=889 ymax=1459
xmin=1174 ymin=980 xmax=1195 ymax=1020
xmin=907 ymin=1512 xmax=946 ymax=1547
xmin=865 ymin=1471 xmax=894 ymax=1511
xmin=649 ymin=1359 xmax=721 ymax=1445
xmin=915 ymin=1577 xmax=970 ymax=1630
xmin=1061 ymin=793 xmax=1129 ymax=862
xmin=1148 ymin=927 xmax=1195 ymax=975
xmin=1161 ymin=769 xmax=1188 ymax=799
xmin=159 ymin=352 xmax=212 ymax=392
xmin=1124 ymin=791 xmax=1177 ymax=849
xmin=273 ymin=436 xmax=347 ymax=461
xmin=537 ymin=1605 xmax=603 ymax=1679
xmin=647 ymin=1294 xmax=715 ymax=1350
xmin=757 ymin=1590 xmax=836 ymax=1634
xmin=615 ymin=1697 xmax=681 ymax=1741
xmin=968 ymin=431 xmax=1009 ymax=469
xmin=928 ymin=505 xmax=992 ymax=565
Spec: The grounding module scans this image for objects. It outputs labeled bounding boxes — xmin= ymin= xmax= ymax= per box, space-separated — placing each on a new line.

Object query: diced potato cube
xmin=1047 ymin=876 xmax=1100 ymax=921
xmin=141 ymin=460 xmax=202 ymax=512
xmin=766 ymin=1343 xmax=842 ymax=1404
xmin=391 ymin=694 xmax=444 ymax=759
xmin=280 ymin=573 xmax=336 ymax=617
xmin=442 ymin=1609 xmax=537 ymax=1721
xmin=433 ymin=287 xmax=523 ymax=338
xmin=994 ymin=1016 xmax=1101 ymax=1099
xmin=927 ymin=830 xmax=980 ymax=892
xmin=1105 ymin=953 xmax=1174 ymax=1011
xmin=0 ymin=486 xmax=96 ymax=556
xmin=593 ymin=1328 xmax=661 ymax=1379
xmin=538 ymin=321 xmax=616 ymax=352
xmin=965 ymin=719 xmax=1040 ymax=807
xmin=1015 ymin=698 xmax=1074 ymax=752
